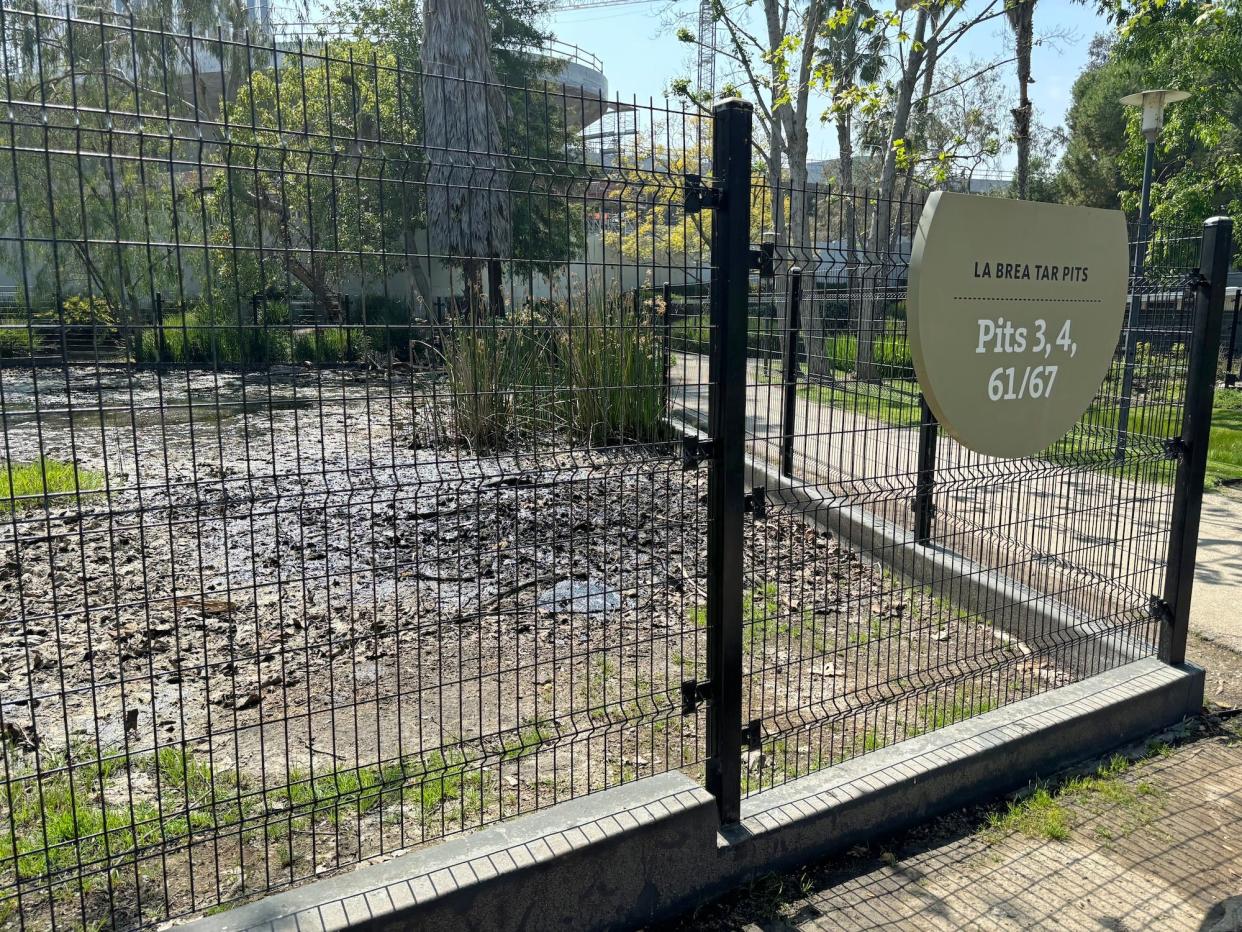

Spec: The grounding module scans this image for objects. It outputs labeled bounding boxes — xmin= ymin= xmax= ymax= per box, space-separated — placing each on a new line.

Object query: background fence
xmin=0 ymin=15 xmax=1231 ymax=931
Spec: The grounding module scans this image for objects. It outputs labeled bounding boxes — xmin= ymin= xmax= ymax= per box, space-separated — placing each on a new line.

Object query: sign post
xmin=908 ymin=192 xmax=1129 ymax=459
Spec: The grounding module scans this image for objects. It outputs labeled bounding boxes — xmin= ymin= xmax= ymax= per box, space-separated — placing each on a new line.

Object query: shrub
xmin=350 ymin=294 xmax=424 ymax=358
xmin=444 ymin=295 xmax=668 ymax=449
xmin=137 ymin=302 xmax=292 ymax=368
xmin=0 ymin=327 xmax=34 ymax=358
xmin=292 ymin=327 xmax=370 ymax=364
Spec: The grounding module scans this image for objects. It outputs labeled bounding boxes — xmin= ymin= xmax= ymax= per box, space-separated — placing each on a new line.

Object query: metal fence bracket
xmin=683 ymin=173 xmax=722 ymax=213
xmin=680 ymin=679 xmax=714 ymax=715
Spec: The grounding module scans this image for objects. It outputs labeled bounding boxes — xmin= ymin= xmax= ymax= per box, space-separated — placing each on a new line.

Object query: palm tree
xmin=421 ymin=0 xmax=512 ymax=314
xmin=1006 ymin=0 xmax=1036 ymax=200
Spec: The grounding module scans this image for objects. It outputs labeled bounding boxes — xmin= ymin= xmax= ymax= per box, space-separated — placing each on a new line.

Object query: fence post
xmin=780 ymin=268 xmax=803 ymax=478
xmin=1225 ymin=289 xmax=1240 ymax=388
xmin=705 ymin=97 xmax=752 ymax=824
xmin=154 ymin=292 xmax=165 ymax=361
xmin=662 ymin=281 xmax=673 ymax=416
xmin=1159 ymin=215 xmax=1233 ymax=666
xmin=913 ymin=395 xmax=939 ymax=545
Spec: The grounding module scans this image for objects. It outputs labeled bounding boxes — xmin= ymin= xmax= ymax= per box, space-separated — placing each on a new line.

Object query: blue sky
xmin=549 ymin=0 xmax=1114 ymax=169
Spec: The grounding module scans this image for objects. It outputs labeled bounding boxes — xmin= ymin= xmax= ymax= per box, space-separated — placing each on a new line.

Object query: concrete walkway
xmin=671 ymin=351 xmax=1242 ymax=649
xmin=1192 ymin=489 xmax=1242 ymax=653
xmin=658 ymin=709 xmax=1242 ymax=932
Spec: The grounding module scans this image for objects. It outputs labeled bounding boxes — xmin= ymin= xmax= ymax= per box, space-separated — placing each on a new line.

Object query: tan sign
xmin=908 ymin=192 xmax=1129 ymax=458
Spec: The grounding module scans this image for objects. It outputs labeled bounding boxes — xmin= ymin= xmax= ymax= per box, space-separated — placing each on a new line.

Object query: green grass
xmin=1 ymin=458 xmax=104 ymax=510
xmin=984 ymin=753 xmax=1165 ymax=844
xmin=1205 ymin=389 xmax=1242 ymax=488
xmin=0 ymin=741 xmax=491 ymax=921
xmin=917 ymin=689 xmax=997 ymax=731
xmin=799 ymin=377 xmax=923 ymax=427
xmin=795 ymin=347 xmax=1242 ymax=491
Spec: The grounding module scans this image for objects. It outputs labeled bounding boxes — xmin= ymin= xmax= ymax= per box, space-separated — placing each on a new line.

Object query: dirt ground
xmin=655 ymin=631 xmax=1242 ymax=932
xmin=1 ymin=366 xmax=1072 ymax=929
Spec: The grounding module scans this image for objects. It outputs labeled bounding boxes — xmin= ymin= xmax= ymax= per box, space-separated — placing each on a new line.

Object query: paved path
xmin=1192 ymin=489 xmax=1242 ymax=653
xmin=658 ymin=710 xmax=1242 ymax=932
xmin=671 ymin=352 xmax=1242 ymax=648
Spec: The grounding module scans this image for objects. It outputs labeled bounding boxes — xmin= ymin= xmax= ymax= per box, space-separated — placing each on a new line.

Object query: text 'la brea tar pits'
xmin=973 ymin=262 xmax=1090 ymax=282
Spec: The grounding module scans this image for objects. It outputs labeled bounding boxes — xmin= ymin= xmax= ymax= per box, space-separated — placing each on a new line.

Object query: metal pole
xmin=1159 ymin=215 xmax=1232 ymax=665
xmin=1225 ymin=289 xmax=1240 ymax=388
xmin=154 ymin=291 xmax=165 ymax=362
xmin=914 ymin=394 xmax=939 ymax=545
xmin=1116 ymin=139 xmax=1156 ymax=460
xmin=705 ymin=97 xmax=751 ymax=824
xmin=662 ymin=281 xmax=673 ymax=417
xmin=780 ymin=267 xmax=803 ymax=478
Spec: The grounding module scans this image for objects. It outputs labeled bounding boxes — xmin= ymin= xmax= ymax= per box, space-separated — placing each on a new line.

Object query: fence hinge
xmin=1149 ymin=596 xmax=1175 ymax=623
xmin=909 ymin=498 xmax=939 ymax=518
xmin=749 ymin=241 xmax=775 ymax=278
xmin=745 ymin=486 xmax=767 ymax=520
xmin=740 ymin=719 xmax=763 ymax=751
xmin=681 ymin=436 xmax=713 ymax=470
xmin=680 ymin=678 xmax=714 ymax=714
xmin=683 ymin=173 xmax=723 ymax=213
xmin=1163 ymin=436 xmax=1188 ymax=462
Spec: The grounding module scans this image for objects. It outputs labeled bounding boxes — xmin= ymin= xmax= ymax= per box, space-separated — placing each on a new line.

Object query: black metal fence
xmin=0 ymin=14 xmax=1232 ymax=930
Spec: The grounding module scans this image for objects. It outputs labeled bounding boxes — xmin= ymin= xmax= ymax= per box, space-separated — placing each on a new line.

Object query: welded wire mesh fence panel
xmin=0 ymin=11 xmax=712 ymax=927
xmin=737 ymin=181 xmax=1200 ymax=795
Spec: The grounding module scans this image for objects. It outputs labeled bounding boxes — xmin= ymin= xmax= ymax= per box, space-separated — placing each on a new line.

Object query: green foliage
xmin=444 ymin=294 xmax=668 ymax=448
xmin=1056 ymin=36 xmax=1143 ymax=210
xmin=1 ymin=458 xmax=104 ymax=510
xmin=0 ymin=327 xmax=33 ymax=357
xmin=135 ymin=303 xmax=295 ymax=368
xmin=1061 ymin=4 xmax=1242 ymax=240
xmin=292 ymin=328 xmax=371 ymax=365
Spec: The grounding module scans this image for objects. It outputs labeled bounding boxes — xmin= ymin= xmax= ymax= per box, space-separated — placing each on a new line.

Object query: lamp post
xmin=1115 ymin=89 xmax=1190 ymax=461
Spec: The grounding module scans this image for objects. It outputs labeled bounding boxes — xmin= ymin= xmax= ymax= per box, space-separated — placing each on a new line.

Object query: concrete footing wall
xmin=192 ymin=657 xmax=1202 ymax=932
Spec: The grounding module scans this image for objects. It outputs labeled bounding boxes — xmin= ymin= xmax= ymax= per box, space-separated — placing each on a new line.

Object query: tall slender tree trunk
xmin=422 ymin=0 xmax=511 ymax=316
xmin=857 ymin=7 xmax=929 ymax=382
xmin=1009 ymin=1 xmax=1036 ymax=200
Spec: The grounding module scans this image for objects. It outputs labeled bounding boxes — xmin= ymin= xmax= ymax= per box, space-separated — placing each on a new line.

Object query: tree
xmin=0 ymin=0 xmax=259 ymax=316
xmin=199 ymin=40 xmax=420 ymax=316
xmin=1055 ymin=34 xmax=1140 ymax=209
xmin=1006 ymin=0 xmax=1036 ymax=199
xmin=819 ymin=1 xmax=886 ymax=237
xmin=1111 ymin=1 xmax=1242 ymax=231
xmin=421 ymin=0 xmax=511 ymax=313
xmin=1059 ymin=1 xmax=1241 ymax=239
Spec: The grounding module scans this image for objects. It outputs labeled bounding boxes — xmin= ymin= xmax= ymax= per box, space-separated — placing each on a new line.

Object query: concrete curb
xmin=187 ymin=657 xmax=1202 ymax=932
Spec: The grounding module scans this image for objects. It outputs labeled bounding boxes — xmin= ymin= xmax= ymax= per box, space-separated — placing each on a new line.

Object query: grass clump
xmin=918 ymin=688 xmax=997 ymax=732
xmin=444 ymin=294 xmax=668 ymax=449
xmin=986 ymin=786 xmax=1072 ymax=842
xmin=985 ymin=753 xmax=1165 ymax=844
xmin=1 ymin=458 xmax=104 ymax=510
xmin=0 ymin=327 xmax=34 ymax=357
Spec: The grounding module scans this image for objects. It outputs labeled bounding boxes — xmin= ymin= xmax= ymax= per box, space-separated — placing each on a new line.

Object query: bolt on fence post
xmin=1160 ymin=215 xmax=1233 ymax=666
xmin=705 ymin=97 xmax=752 ymax=824
xmin=1225 ymin=289 xmax=1240 ymax=388
xmin=913 ymin=395 xmax=939 ymax=546
xmin=780 ymin=267 xmax=803 ymax=478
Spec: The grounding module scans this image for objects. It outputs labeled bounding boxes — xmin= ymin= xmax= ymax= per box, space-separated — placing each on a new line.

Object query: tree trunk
xmin=857 ymin=7 xmax=929 ymax=383
xmin=1010 ymin=1 xmax=1036 ymax=200
xmin=422 ymin=0 xmax=511 ymax=314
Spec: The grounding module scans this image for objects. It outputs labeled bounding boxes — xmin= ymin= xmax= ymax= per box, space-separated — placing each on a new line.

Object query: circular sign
xmin=908 ymin=192 xmax=1129 ymax=458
